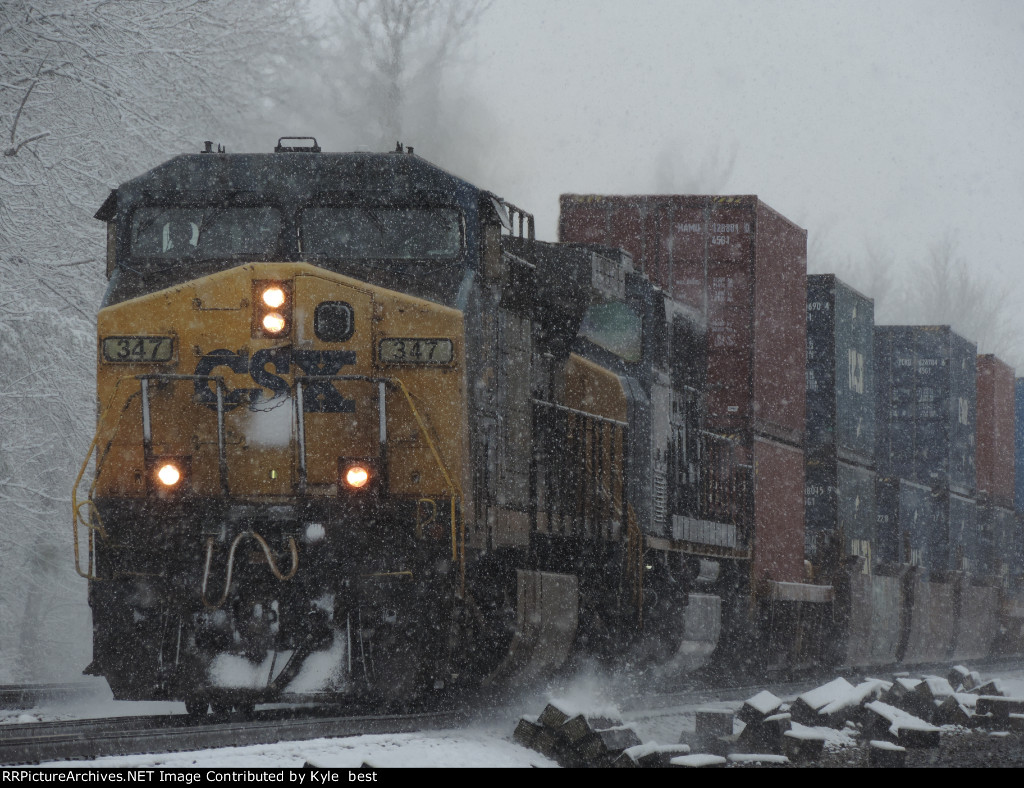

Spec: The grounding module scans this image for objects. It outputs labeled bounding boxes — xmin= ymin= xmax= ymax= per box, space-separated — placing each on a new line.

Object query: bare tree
xmin=1 ymin=0 xmax=303 ymax=267
xmin=0 ymin=0 xmax=306 ymax=681
xmin=837 ymin=233 xmax=1023 ymax=370
xmin=906 ymin=234 xmax=1023 ymax=366
xmin=327 ymin=0 xmax=493 ymax=145
xmin=272 ymin=0 xmax=493 ymax=163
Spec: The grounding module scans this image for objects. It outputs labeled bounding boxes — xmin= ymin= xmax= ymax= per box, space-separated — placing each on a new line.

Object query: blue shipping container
xmin=805 ymin=453 xmax=876 ymax=567
xmin=875 ymin=476 xmax=943 ymax=575
xmin=874 ymin=326 xmax=976 ymax=494
xmin=806 ymin=275 xmax=875 ymax=463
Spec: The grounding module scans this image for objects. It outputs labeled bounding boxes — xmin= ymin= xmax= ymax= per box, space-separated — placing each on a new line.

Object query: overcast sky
xmin=431 ymin=0 xmax=1022 ymax=320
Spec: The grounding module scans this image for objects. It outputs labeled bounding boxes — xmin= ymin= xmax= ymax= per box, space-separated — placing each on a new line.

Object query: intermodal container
xmin=875 ymin=476 xmax=942 ymax=575
xmin=874 ymin=326 xmax=976 ymax=494
xmin=752 ymin=436 xmax=805 ymax=584
xmin=559 ymin=194 xmax=807 ymax=445
xmin=942 ymin=491 xmax=977 ymax=575
xmin=979 ymin=502 xmax=1017 ymax=581
xmin=805 ymin=453 xmax=876 ymax=567
xmin=1016 ymin=379 xmax=1024 ymax=512
xmin=976 ymin=355 xmax=1016 ymax=508
xmin=806 ymin=275 xmax=874 ymax=463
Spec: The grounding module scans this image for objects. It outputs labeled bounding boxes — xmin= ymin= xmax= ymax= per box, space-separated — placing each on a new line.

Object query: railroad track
xmin=0 ymin=707 xmax=467 ymax=765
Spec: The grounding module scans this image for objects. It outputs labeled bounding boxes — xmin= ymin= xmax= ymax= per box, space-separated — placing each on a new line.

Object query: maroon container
xmin=559 ymin=194 xmax=808 ymax=445
xmin=977 ymin=354 xmax=1016 ymax=507
xmin=560 ymin=194 xmax=808 ymax=584
xmin=752 ymin=437 xmax=806 ymax=584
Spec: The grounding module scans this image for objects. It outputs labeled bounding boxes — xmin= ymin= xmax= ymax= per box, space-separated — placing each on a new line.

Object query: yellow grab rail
xmin=386 ymin=376 xmax=465 ymax=591
xmin=72 ymin=376 xmax=141 ymax=580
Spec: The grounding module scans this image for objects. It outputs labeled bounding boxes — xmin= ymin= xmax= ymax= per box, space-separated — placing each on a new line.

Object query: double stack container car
xmin=805 ymin=275 xmax=876 ymax=571
xmin=874 ymin=326 xmax=977 ymax=575
xmin=559 ymin=194 xmax=824 ymax=670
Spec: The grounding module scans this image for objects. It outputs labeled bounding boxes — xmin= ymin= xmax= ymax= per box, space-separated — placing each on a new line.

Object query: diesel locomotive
xmin=77 ymin=139 xmax=1024 ymax=712
xmin=73 ymin=139 xmax=727 ymax=712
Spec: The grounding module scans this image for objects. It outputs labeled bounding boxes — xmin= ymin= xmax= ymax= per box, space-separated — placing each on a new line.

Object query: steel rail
xmin=0 ymin=708 xmax=467 ymax=765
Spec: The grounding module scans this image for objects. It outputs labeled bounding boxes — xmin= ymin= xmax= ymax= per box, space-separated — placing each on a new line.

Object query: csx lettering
xmin=193 ymin=348 xmax=356 ymax=412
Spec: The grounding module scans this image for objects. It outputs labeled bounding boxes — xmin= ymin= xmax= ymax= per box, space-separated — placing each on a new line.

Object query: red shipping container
xmin=752 ymin=437 xmax=806 ymax=584
xmin=977 ymin=354 xmax=1016 ymax=507
xmin=559 ymin=194 xmax=807 ymax=445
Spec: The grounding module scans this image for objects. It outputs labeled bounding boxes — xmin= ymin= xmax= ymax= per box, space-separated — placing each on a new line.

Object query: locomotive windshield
xmin=300 ymin=206 xmax=462 ymax=260
xmin=579 ymin=301 xmax=643 ymax=362
xmin=130 ymin=205 xmax=283 ymax=265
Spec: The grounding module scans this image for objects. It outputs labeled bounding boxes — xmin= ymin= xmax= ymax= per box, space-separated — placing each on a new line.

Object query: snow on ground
xmin=0 ymin=677 xmax=180 ymax=727
xmin=5 ymin=667 xmax=1024 ymax=767
xmin=38 ymin=728 xmax=559 ymax=769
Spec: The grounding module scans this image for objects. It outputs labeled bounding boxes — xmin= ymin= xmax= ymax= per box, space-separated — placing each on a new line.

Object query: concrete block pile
xmin=513 ymin=665 xmax=1016 ymax=767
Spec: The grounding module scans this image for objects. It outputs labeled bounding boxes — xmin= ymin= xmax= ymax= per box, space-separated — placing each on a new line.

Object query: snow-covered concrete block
xmin=560 ymin=714 xmax=621 ymax=744
xmin=868 ymin=739 xmax=906 ymax=768
xmin=881 ymin=678 xmax=934 ymax=721
xmin=916 ymin=675 xmax=955 ymax=703
xmin=669 ymin=754 xmax=727 ymax=768
xmin=538 ymin=703 xmax=571 ymax=729
xmin=513 ymin=716 xmax=542 ymax=747
xmin=972 ymin=680 xmax=1004 ymax=697
xmin=578 ymin=726 xmax=643 ymax=765
xmin=727 ymin=753 xmax=790 ymax=766
xmin=864 ymin=700 xmax=941 ymax=748
xmin=975 ymin=695 xmax=1024 ymax=721
xmin=694 ymin=708 xmax=734 ymax=738
xmin=783 ymin=727 xmax=826 ymax=762
xmin=613 ymin=743 xmax=692 ymax=768
xmin=791 ymin=677 xmax=856 ymax=724
xmin=818 ymin=678 xmax=891 ymax=727
xmin=738 ymin=712 xmax=791 ymax=754
xmin=737 ymin=689 xmax=783 ymax=725
xmin=933 ymin=696 xmax=973 ymax=727
xmin=948 ymin=665 xmax=974 ymax=690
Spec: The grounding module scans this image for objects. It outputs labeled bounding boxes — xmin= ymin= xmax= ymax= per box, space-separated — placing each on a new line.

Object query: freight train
xmin=73 ymin=139 xmax=1024 ymax=713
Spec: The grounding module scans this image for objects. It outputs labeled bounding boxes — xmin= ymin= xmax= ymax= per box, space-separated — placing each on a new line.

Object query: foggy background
xmin=1 ymin=0 xmax=1021 ymax=680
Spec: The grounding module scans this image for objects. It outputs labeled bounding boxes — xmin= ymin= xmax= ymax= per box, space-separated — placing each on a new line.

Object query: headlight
xmin=344 ymin=465 xmax=370 ymax=489
xmin=262 ymin=286 xmax=286 ymax=308
xmin=253 ymin=280 xmax=292 ymax=338
xmin=157 ymin=463 xmax=182 ymax=487
xmin=262 ymin=312 xmax=287 ymax=333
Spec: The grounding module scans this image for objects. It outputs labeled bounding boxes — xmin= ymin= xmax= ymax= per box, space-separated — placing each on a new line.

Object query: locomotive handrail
xmin=73 ymin=375 xmax=143 ymax=580
xmin=73 ymin=374 xmax=229 ymax=580
xmin=532 ymin=398 xmax=628 ymax=429
xmin=298 ymin=373 xmax=465 ymax=588
xmin=201 ymin=531 xmax=299 ymax=609
xmin=137 ymin=373 xmax=230 ymax=495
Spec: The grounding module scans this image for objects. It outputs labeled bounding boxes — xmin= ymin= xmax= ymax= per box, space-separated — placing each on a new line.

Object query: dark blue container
xmin=875 ymin=476 xmax=943 ymax=575
xmin=874 ymin=326 xmax=976 ymax=495
xmin=943 ymin=491 xmax=977 ymax=575
xmin=979 ymin=503 xmax=1016 ymax=580
xmin=806 ymin=275 xmax=875 ymax=464
xmin=805 ymin=453 xmax=876 ymax=566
